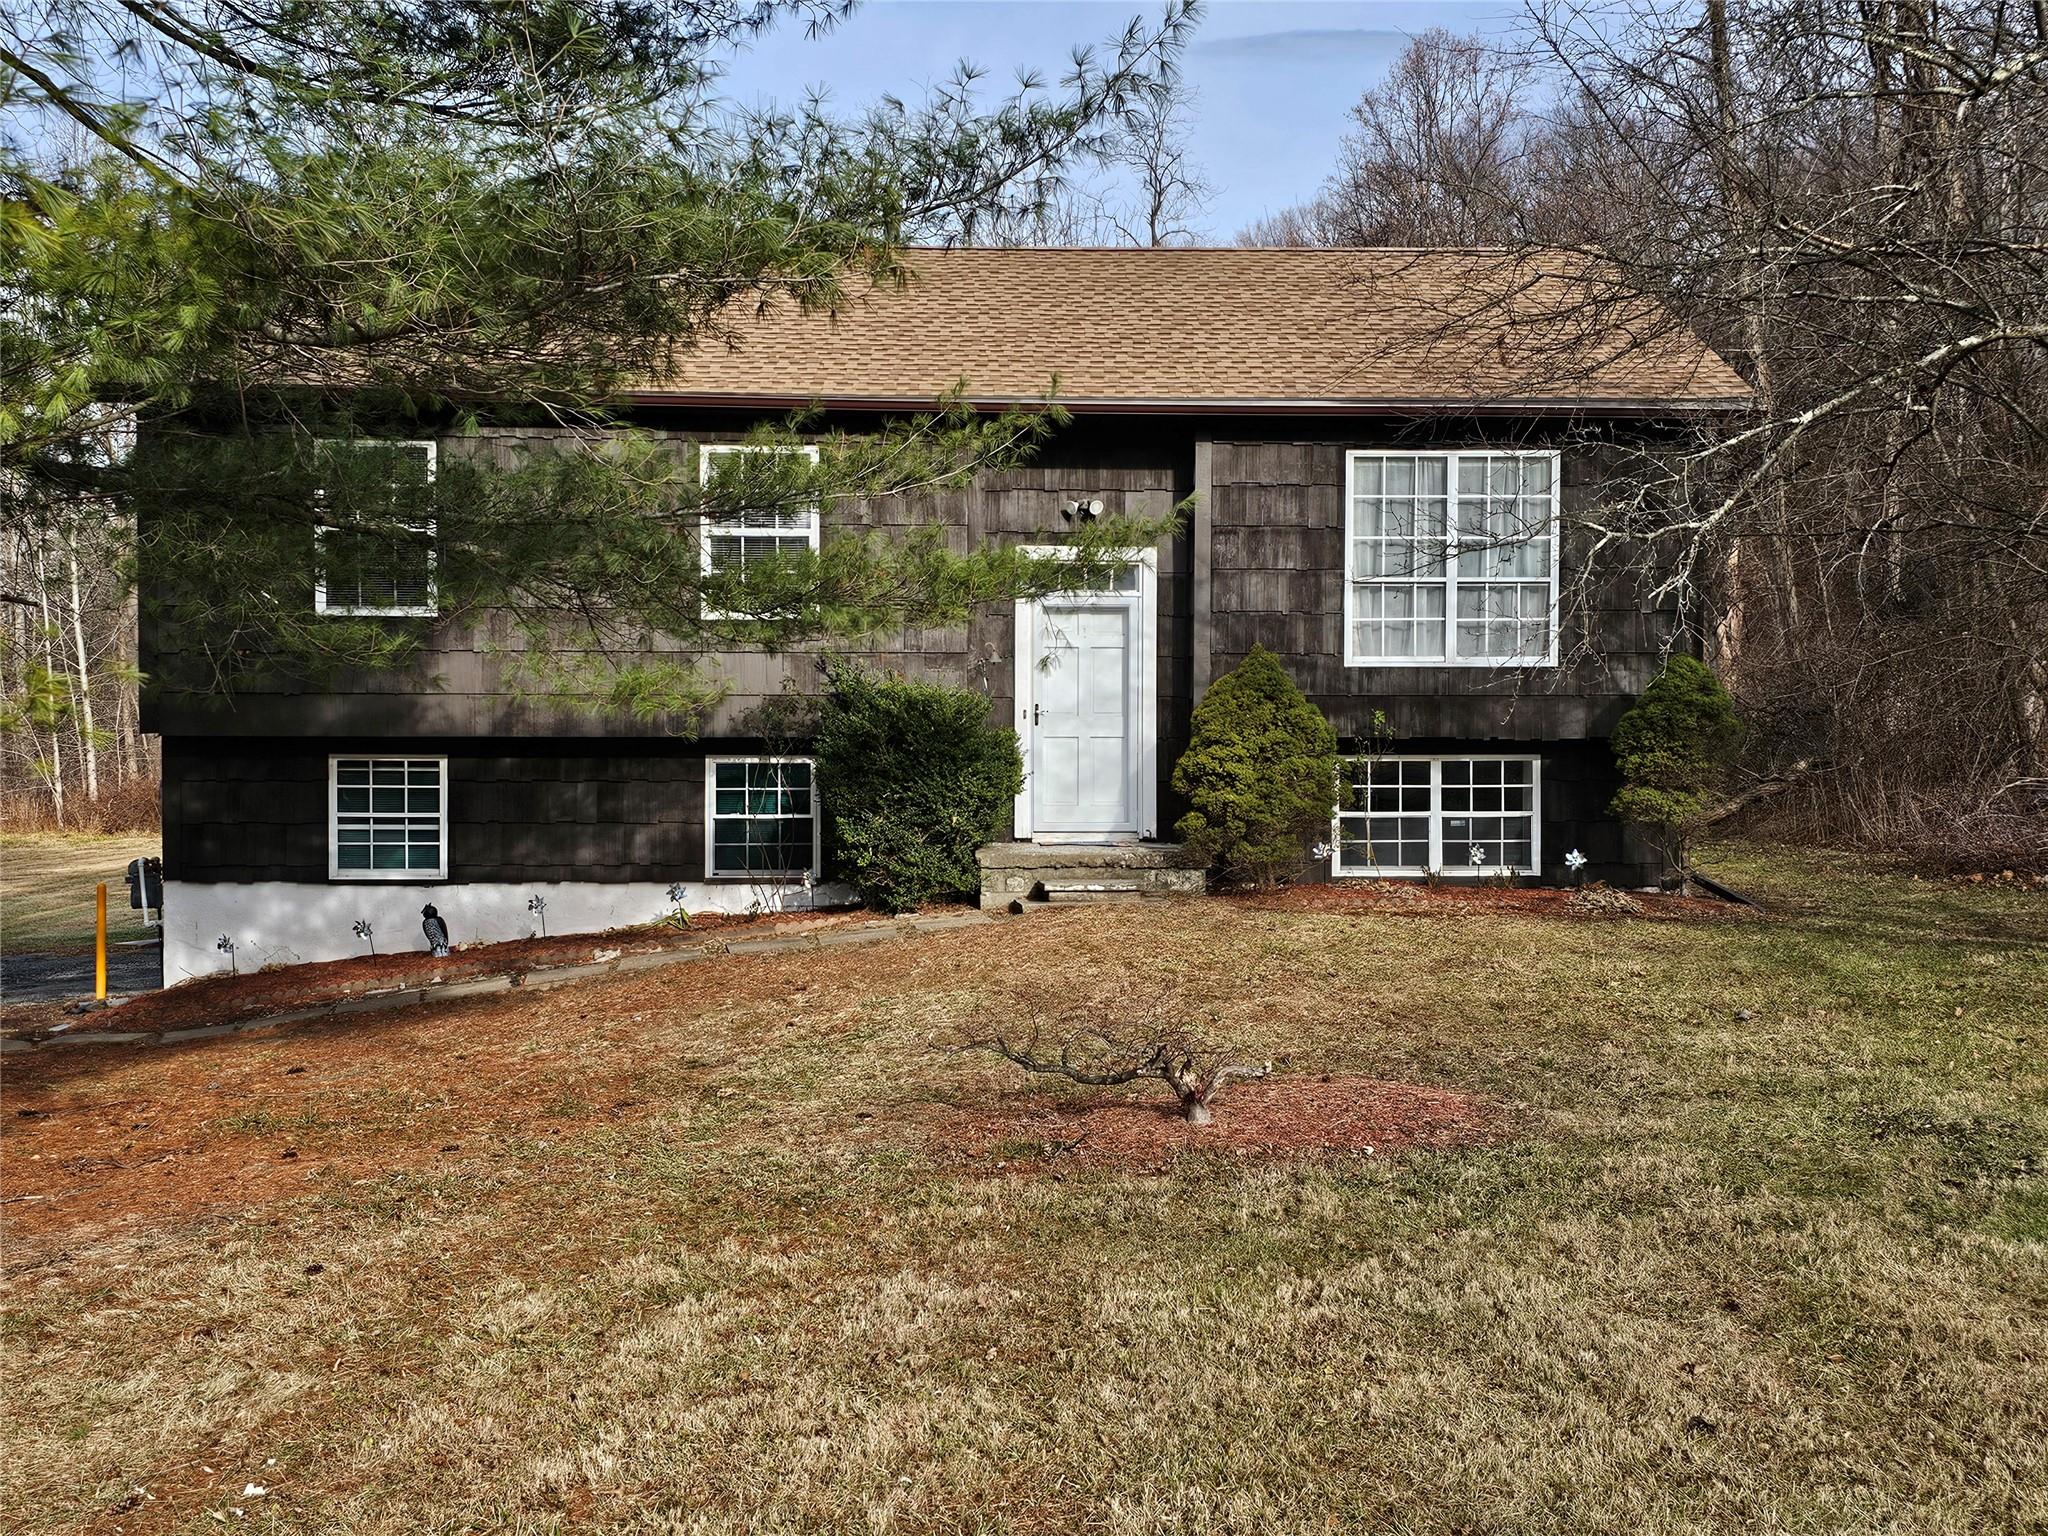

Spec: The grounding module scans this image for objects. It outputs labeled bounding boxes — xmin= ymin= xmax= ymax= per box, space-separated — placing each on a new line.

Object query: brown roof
xmin=633 ymin=247 xmax=1750 ymax=414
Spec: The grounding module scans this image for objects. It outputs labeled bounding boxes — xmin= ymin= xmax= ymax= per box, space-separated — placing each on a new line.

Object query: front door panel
xmin=1032 ymin=602 xmax=1134 ymax=835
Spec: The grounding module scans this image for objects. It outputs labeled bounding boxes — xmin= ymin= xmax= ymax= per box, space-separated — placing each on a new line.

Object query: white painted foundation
xmin=160 ymin=878 xmax=857 ymax=985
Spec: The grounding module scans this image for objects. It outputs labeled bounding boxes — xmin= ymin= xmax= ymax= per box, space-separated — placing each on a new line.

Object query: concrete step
xmin=975 ymin=841 xmax=1207 ymax=907
xmin=1040 ymin=881 xmax=1144 ymax=903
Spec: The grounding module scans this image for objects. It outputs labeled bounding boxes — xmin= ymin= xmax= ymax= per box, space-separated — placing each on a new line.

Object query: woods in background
xmin=1246 ymin=0 xmax=2048 ymax=867
xmin=1 ymin=509 xmax=157 ymax=831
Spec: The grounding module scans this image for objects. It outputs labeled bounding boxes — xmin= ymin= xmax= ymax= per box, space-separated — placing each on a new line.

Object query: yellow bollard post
xmin=95 ymin=882 xmax=108 ymax=1001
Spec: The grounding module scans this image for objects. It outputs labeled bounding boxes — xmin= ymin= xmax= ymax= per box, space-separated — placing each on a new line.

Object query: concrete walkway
xmin=1 ymin=907 xmax=1016 ymax=1053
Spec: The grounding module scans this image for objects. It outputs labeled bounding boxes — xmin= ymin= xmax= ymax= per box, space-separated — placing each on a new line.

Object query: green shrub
xmin=1609 ymin=655 xmax=1743 ymax=880
xmin=813 ymin=658 xmax=1022 ymax=913
xmin=1171 ymin=645 xmax=1339 ymax=888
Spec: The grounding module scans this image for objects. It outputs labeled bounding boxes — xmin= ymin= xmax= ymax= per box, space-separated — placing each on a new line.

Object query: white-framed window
xmin=1333 ymin=755 xmax=1540 ymax=877
xmin=698 ymin=443 xmax=821 ymax=578
xmin=314 ymin=439 xmax=439 ymax=618
xmin=1345 ymin=450 xmax=1558 ymax=667
xmin=705 ymin=756 xmax=821 ymax=879
xmin=329 ymin=755 xmax=448 ymax=880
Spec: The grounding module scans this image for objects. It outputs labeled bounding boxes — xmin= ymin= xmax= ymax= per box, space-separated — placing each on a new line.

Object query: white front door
xmin=1031 ymin=600 xmax=1136 ymax=836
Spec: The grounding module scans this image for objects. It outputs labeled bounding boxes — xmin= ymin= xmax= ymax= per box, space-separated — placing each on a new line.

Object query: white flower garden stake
xmin=1468 ymin=842 xmax=1487 ymax=870
xmin=1565 ymin=848 xmax=1588 ymax=887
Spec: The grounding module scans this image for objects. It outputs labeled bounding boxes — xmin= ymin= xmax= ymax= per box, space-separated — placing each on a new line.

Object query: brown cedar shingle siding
xmin=147 ymin=415 xmax=1194 ymax=838
xmin=634 ymin=248 xmax=1750 ymax=411
xmin=148 ymin=416 xmax=1187 ymax=742
xmin=1203 ymin=433 xmax=1680 ymax=744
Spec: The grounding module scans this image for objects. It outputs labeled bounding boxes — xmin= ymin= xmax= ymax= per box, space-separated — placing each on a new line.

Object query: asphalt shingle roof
xmin=633 ymin=247 xmax=1750 ymax=413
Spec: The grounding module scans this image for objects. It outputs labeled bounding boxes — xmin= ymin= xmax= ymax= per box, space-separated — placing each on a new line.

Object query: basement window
xmin=706 ymin=757 xmax=821 ymax=879
xmin=1333 ymin=755 xmax=1540 ymax=876
xmin=330 ymin=756 xmax=448 ymax=880
xmin=1345 ymin=450 xmax=1557 ymax=666
xmin=314 ymin=440 xmax=439 ymax=618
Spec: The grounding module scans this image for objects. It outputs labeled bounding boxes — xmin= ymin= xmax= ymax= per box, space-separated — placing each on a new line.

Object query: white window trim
xmin=313 ymin=439 xmax=440 ymax=618
xmin=328 ymin=753 xmax=449 ymax=882
xmin=1341 ymin=449 xmax=1560 ymax=669
xmin=697 ymin=443 xmax=822 ymax=622
xmin=1331 ymin=754 xmax=1542 ymax=878
xmin=704 ymin=754 xmax=824 ymax=881
xmin=1011 ymin=545 xmax=1160 ymax=843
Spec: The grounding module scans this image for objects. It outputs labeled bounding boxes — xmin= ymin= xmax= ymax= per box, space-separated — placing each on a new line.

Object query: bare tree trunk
xmin=32 ymin=543 xmax=67 ymax=826
xmin=121 ymin=586 xmax=142 ymax=779
xmin=67 ymin=550 xmax=100 ymax=803
xmin=1706 ymin=0 xmax=1801 ymax=646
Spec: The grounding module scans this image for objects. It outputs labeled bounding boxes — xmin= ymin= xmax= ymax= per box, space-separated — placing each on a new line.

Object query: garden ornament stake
xmin=216 ymin=934 xmax=236 ymax=974
xmin=353 ymin=918 xmax=375 ymax=955
xmin=527 ymin=893 xmax=548 ymax=937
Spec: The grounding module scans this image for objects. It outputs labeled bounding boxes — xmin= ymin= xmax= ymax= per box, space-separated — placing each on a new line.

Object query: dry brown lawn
xmin=2 ymin=831 xmax=161 ymax=952
xmin=2 ymin=842 xmax=2043 ymax=1534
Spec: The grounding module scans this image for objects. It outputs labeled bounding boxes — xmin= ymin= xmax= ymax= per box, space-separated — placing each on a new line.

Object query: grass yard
xmin=1 ymin=831 xmax=162 ymax=953
xmin=2 ymin=842 xmax=2043 ymax=1534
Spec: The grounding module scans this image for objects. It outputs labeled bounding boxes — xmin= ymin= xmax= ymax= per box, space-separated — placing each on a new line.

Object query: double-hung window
xmin=698 ymin=443 xmax=821 ymax=579
xmin=330 ymin=756 xmax=447 ymax=879
xmin=314 ymin=440 xmax=439 ymax=617
xmin=1346 ymin=450 xmax=1557 ymax=666
xmin=706 ymin=757 xmax=821 ymax=879
xmin=1334 ymin=755 xmax=1540 ymax=876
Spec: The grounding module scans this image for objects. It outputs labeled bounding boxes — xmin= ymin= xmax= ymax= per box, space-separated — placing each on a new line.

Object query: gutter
xmin=621 ymin=392 xmax=1756 ymax=417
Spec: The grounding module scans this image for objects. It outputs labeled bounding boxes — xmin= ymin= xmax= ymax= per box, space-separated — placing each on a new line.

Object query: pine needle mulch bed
xmin=1227 ymin=878 xmax=1750 ymax=923
xmin=4 ymin=842 xmax=2045 ymax=1535
xmin=0 ymin=905 xmax=867 ymax=1041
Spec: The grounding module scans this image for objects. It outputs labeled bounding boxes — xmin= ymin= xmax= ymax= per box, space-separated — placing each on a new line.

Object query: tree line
xmin=1240 ymin=1 xmax=2047 ymax=866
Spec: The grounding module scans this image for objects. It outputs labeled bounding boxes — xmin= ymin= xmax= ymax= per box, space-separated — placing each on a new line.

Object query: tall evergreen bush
xmin=1609 ymin=656 xmax=1743 ymax=883
xmin=1171 ymin=645 xmax=1339 ymax=887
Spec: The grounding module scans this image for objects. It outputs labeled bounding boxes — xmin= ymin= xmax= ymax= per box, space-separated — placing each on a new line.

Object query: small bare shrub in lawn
xmin=969 ymin=1003 xmax=1277 ymax=1125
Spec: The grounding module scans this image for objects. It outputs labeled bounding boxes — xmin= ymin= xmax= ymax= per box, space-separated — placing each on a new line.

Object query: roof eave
xmin=621 ymin=390 xmax=1755 ymax=417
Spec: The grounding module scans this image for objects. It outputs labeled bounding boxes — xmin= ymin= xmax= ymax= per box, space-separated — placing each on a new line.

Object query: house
xmin=143 ymin=247 xmax=1749 ymax=980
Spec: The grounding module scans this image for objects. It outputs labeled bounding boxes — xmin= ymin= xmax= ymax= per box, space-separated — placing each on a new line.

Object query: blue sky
xmin=713 ymin=1 xmax=1522 ymax=239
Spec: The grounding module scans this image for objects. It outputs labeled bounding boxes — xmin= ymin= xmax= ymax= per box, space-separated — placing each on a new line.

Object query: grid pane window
xmin=1347 ymin=451 xmax=1556 ymax=666
xmin=1349 ymin=454 xmax=1449 ymax=660
xmin=700 ymin=445 xmax=820 ymax=579
xmin=315 ymin=441 xmax=438 ymax=617
xmin=332 ymin=757 xmax=445 ymax=878
xmin=708 ymin=759 xmax=819 ymax=878
xmin=1333 ymin=756 xmax=1538 ymax=876
xmin=1453 ymin=454 xmax=1553 ymax=661
xmin=1337 ymin=757 xmax=1433 ymax=871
